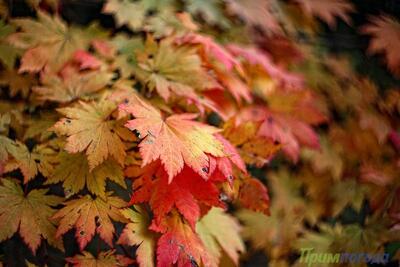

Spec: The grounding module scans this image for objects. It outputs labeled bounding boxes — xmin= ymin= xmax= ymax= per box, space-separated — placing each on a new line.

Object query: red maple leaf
xmin=153 ymin=211 xmax=212 ymax=267
xmin=130 ymin=165 xmax=224 ymax=229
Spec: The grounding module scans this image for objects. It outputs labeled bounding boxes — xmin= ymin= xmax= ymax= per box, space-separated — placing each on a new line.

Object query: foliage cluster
xmin=0 ymin=0 xmax=399 ymax=266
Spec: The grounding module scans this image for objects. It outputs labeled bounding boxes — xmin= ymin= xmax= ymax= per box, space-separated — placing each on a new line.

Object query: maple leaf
xmin=233 ymin=104 xmax=323 ymax=163
xmin=227 ymin=44 xmax=304 ymax=88
xmin=103 ymin=0 xmax=146 ymax=31
xmin=214 ymin=133 xmax=246 ymax=171
xmin=0 ymin=69 xmax=36 ymax=98
xmin=265 ymin=90 xmax=327 ymax=126
xmin=8 ymin=11 xmax=95 ymax=72
xmin=45 ymin=152 xmax=126 ymax=198
xmin=117 ymin=206 xmax=156 ymax=267
xmin=237 ymin=208 xmax=303 ymax=260
xmin=155 ymin=211 xmax=212 ymax=267
xmin=215 ymin=70 xmax=252 ymax=104
xmin=226 ymin=0 xmax=282 ymax=33
xmin=0 ymin=179 xmax=64 ymax=253
xmin=23 ymin=112 xmax=58 ymax=142
xmin=67 ymin=250 xmax=134 ymax=267
xmin=133 ymin=37 xmax=219 ymax=101
xmin=53 ymin=100 xmax=131 ymax=170
xmin=236 ymin=170 xmax=306 ymax=259
xmin=33 ymin=69 xmax=113 ymax=103
xmin=177 ymin=33 xmax=239 ymax=71
xmin=294 ymin=0 xmax=354 ymax=28
xmin=145 ymin=11 xmax=189 ymax=38
xmin=267 ymin=169 xmax=306 ymax=213
xmin=302 ymin=137 xmax=343 ymax=181
xmin=131 ymin=165 xmax=223 ymax=229
xmin=0 ymin=20 xmax=20 ymax=69
xmin=196 ymin=207 xmax=245 ymax=266
xmin=120 ymin=97 xmax=225 ymax=180
xmin=4 ymin=141 xmax=58 ymax=183
xmin=362 ymin=15 xmax=400 ymax=76
xmin=104 ymin=0 xmax=178 ymax=33
xmin=258 ymin=114 xmax=301 ymax=162
xmin=52 ymin=193 xmax=127 ymax=250
xmin=330 ymin=179 xmax=367 ymax=216
xmin=295 ymin=219 xmax=391 ymax=258
xmin=240 ymin=138 xmax=281 ymax=166
xmin=223 ymin=119 xmax=281 ymax=166
xmin=296 ymin=168 xmax=334 ymax=223
xmin=293 ymin=224 xmax=341 ymax=256
xmin=238 ymin=176 xmax=270 ymax=215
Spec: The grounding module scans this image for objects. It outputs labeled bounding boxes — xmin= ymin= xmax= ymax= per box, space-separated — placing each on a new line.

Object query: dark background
xmin=1 ymin=0 xmax=400 ymax=266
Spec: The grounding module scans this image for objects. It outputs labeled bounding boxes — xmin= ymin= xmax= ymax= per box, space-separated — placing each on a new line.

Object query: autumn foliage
xmin=0 ymin=0 xmax=399 ymax=266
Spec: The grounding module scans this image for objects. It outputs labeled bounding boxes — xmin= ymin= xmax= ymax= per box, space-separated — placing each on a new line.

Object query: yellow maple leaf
xmin=117 ymin=206 xmax=156 ymax=267
xmin=133 ymin=37 xmax=217 ymax=101
xmin=0 ymin=179 xmax=64 ymax=253
xmin=237 ymin=169 xmax=306 ymax=260
xmin=196 ymin=207 xmax=245 ymax=267
xmin=33 ymin=69 xmax=113 ymax=103
xmin=103 ymin=0 xmax=146 ymax=31
xmin=53 ymin=100 xmax=132 ymax=170
xmin=0 ymin=69 xmax=36 ymax=98
xmin=9 ymin=11 xmax=95 ymax=72
xmin=46 ymin=152 xmax=126 ymax=198
xmin=4 ymin=141 xmax=58 ymax=183
xmin=301 ymin=136 xmax=344 ymax=181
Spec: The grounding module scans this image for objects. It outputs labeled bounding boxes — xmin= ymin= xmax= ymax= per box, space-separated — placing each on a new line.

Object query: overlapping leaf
xmin=120 ymin=96 xmax=225 ymax=180
xmin=67 ymin=250 xmax=134 ymax=267
xmin=52 ymin=193 xmax=127 ymax=250
xmin=117 ymin=206 xmax=155 ymax=267
xmin=45 ymin=152 xmax=126 ymax=198
xmin=294 ymin=0 xmax=354 ymax=27
xmin=132 ymin=37 xmax=218 ymax=101
xmin=33 ymin=69 xmax=113 ymax=103
xmin=0 ymin=179 xmax=63 ymax=253
xmin=362 ymin=15 xmax=400 ymax=76
xmin=155 ymin=211 xmax=212 ymax=267
xmin=196 ymin=207 xmax=245 ymax=266
xmin=8 ymin=11 xmax=97 ymax=72
xmin=53 ymin=100 xmax=133 ymax=170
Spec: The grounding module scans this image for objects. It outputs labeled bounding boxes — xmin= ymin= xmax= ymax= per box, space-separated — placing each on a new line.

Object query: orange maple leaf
xmin=239 ymin=177 xmax=270 ymax=215
xmin=120 ymin=97 xmax=225 ymax=181
xmin=52 ymin=194 xmax=126 ymax=250
xmin=295 ymin=0 xmax=354 ymax=28
xmin=362 ymin=15 xmax=400 ymax=76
